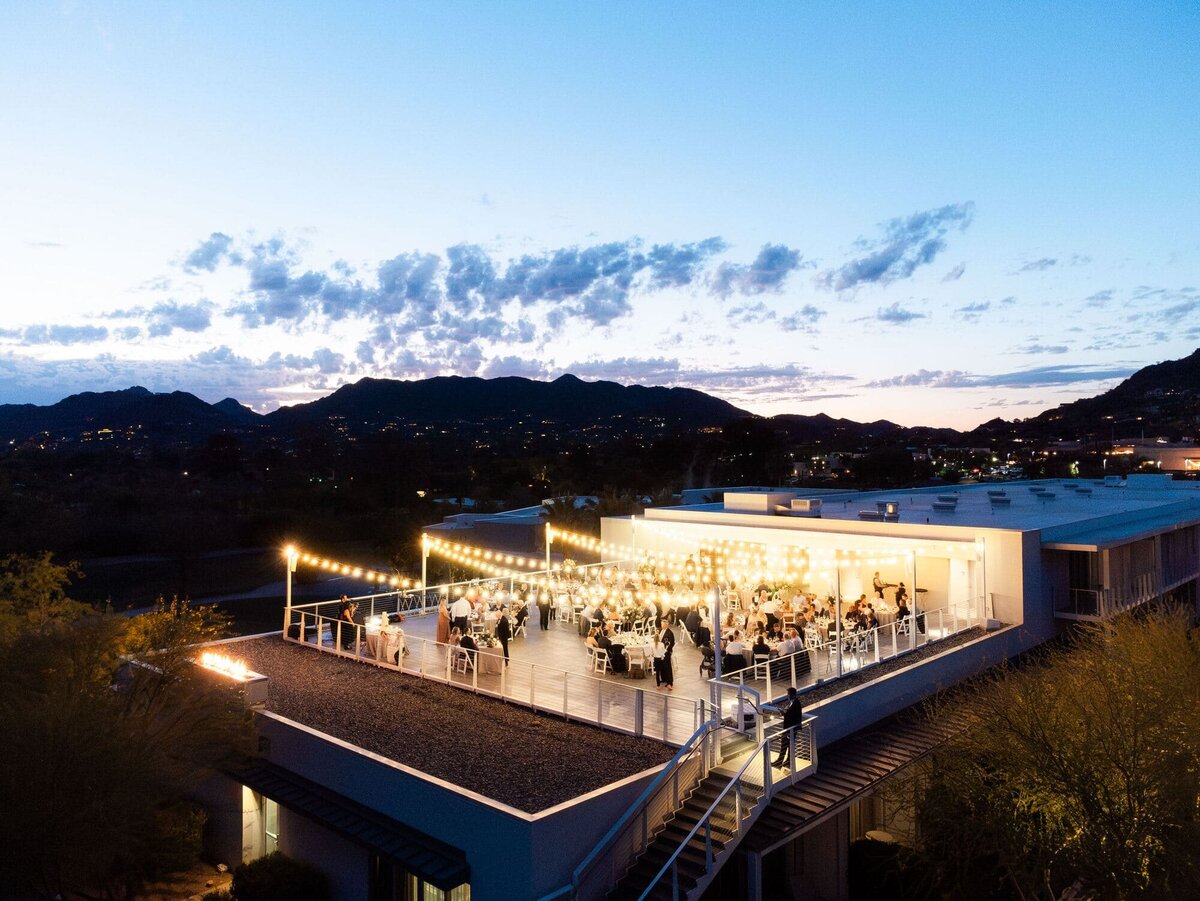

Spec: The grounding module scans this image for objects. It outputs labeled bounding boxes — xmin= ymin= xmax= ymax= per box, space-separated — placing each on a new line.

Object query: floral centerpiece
xmin=620 ymin=605 xmax=645 ymax=626
xmin=475 ymin=633 xmax=500 ymax=648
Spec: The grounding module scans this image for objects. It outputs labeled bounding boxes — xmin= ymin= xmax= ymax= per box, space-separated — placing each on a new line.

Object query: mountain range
xmin=0 ymin=348 xmax=1197 ymax=448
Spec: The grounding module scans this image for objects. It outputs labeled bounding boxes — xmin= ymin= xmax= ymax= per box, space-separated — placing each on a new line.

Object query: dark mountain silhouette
xmin=1 ymin=348 xmax=1197 ymax=450
xmin=263 ymin=374 xmax=751 ymax=430
xmin=966 ymin=347 xmax=1200 ymax=442
xmin=213 ymin=397 xmax=261 ymax=423
xmin=0 ymin=387 xmax=256 ymax=444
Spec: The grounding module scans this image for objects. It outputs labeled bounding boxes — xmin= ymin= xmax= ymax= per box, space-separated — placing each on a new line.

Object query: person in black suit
xmin=495 ymin=607 xmax=512 ymax=663
xmin=653 ymin=622 xmax=676 ymax=690
xmin=772 ymin=687 xmax=804 ymax=767
xmin=684 ymin=606 xmax=702 ymax=644
xmin=536 ymin=586 xmax=552 ymax=630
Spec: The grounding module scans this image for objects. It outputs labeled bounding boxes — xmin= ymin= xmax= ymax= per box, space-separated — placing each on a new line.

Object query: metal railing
xmin=283 ymin=609 xmax=703 ymax=745
xmin=1053 ymin=573 xmax=1195 ymax=620
xmin=638 ymin=717 xmax=817 ymax=900
xmin=713 ymin=603 xmax=974 ymax=703
xmin=571 ymin=720 xmax=720 ymax=901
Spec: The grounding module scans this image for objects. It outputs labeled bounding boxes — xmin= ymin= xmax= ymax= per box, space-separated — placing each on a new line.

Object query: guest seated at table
xmin=684 ymin=606 xmax=702 ymax=643
xmin=595 ymin=628 xmax=628 ymax=674
xmin=751 ymin=631 xmax=772 ymax=659
xmin=585 ymin=627 xmax=601 ymax=649
xmin=512 ymin=600 xmax=528 ymax=632
xmin=723 ymin=631 xmax=747 ymax=671
xmin=770 ymin=620 xmax=785 ymax=642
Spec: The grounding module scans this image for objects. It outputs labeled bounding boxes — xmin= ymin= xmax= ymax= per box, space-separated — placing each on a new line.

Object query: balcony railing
xmin=283 ymin=608 xmax=704 ymax=746
xmin=710 ymin=603 xmax=977 ymax=709
xmin=1054 ymin=571 xmax=1197 ymax=620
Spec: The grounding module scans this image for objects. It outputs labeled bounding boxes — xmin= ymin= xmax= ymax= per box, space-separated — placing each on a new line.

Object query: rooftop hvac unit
xmin=790 ymin=498 xmax=822 ymax=514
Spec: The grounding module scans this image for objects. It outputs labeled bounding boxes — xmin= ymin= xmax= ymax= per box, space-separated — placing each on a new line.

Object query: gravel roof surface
xmin=798 ymin=626 xmax=987 ymax=707
xmin=231 ymin=636 xmax=673 ymax=813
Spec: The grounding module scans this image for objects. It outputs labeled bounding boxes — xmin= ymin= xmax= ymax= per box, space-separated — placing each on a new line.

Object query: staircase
xmin=605 ymin=726 xmax=815 ymax=901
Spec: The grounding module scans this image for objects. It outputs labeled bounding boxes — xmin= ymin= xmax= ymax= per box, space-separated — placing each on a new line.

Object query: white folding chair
xmin=453 ymin=648 xmax=475 ymax=674
xmin=590 ymin=646 xmax=610 ymax=674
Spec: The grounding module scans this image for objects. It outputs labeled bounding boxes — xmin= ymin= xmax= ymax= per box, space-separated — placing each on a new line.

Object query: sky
xmin=1 ymin=2 xmax=1198 ymax=429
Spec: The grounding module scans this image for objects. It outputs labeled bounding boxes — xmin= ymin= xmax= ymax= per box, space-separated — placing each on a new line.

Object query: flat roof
xmin=229 ymin=636 xmax=673 ymax=813
xmin=643 ymin=479 xmax=1200 ymax=546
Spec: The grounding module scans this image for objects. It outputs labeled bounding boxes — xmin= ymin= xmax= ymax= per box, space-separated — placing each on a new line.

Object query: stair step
xmin=619 ymin=854 xmax=700 ymax=892
xmin=636 ymin=841 xmax=714 ymax=871
xmin=660 ymin=821 xmax=733 ymax=848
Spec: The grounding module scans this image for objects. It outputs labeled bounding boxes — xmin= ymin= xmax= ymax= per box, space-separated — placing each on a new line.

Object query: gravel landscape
xmin=233 ymin=636 xmax=674 ymax=812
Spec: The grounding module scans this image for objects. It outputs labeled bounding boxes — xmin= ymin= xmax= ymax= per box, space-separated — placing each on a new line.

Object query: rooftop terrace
xmin=229 ymin=635 xmax=673 ymax=813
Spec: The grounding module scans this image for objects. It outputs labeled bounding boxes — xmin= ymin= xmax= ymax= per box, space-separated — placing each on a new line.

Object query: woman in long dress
xmin=436 ymin=599 xmax=451 ymax=645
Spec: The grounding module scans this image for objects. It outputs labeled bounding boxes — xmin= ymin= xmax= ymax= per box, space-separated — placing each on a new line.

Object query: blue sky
xmin=1 ymin=2 xmax=1197 ymax=428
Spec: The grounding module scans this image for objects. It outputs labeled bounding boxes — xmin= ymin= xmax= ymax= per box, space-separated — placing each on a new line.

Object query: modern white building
xmin=198 ymin=475 xmax=1200 ymax=901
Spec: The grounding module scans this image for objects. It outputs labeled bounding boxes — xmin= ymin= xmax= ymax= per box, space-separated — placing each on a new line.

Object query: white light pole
xmin=545 ymin=524 xmax=553 ymax=573
xmin=710 ymin=584 xmax=723 ymax=716
xmin=284 ymin=545 xmax=299 ymax=637
xmin=421 ymin=533 xmax=430 ymax=597
xmin=285 ymin=545 xmax=299 ymax=607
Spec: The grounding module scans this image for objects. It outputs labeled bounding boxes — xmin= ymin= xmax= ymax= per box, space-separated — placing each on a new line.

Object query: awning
xmin=234 ymin=760 xmax=470 ymax=890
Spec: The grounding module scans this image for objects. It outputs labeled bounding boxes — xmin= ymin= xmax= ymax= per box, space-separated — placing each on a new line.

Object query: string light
xmin=284 ymin=546 xmax=421 ymax=589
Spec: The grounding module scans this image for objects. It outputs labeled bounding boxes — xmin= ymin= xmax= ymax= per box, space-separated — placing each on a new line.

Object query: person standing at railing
xmin=337 ymin=597 xmax=358 ymax=650
xmin=653 ymin=620 xmax=675 ymax=691
xmin=495 ymin=606 xmax=512 ymax=664
xmin=771 ymin=687 xmax=803 ymax=768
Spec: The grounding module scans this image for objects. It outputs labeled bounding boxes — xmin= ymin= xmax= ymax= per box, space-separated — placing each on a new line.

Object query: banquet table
xmin=475 ymin=643 xmax=504 ymax=674
xmin=365 ymin=628 xmax=404 ymax=663
xmin=610 ymin=634 xmax=654 ymax=674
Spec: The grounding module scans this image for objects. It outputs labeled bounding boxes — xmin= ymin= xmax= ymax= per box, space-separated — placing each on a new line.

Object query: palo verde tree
xmin=881 ymin=606 xmax=1200 ymax=900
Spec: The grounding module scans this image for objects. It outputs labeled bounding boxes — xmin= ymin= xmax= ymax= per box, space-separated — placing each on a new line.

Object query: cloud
xmin=1085 ymin=289 xmax=1114 ymax=307
xmin=874 ymin=302 xmax=926 ymax=324
xmin=1018 ymin=257 xmax=1057 ymax=272
xmin=712 ymin=243 xmax=803 ymax=298
xmin=1015 ymin=253 xmax=1089 ymax=274
xmin=818 ymin=202 xmax=974 ymax=292
xmin=778 ymin=305 xmax=826 ymax=333
xmin=221 ymin=235 xmax=729 ymax=333
xmin=183 ymin=232 xmax=236 ymax=272
xmin=1013 ymin=343 xmax=1069 ymax=355
xmin=954 ymin=300 xmax=990 ymax=322
xmin=19 ymin=324 xmax=109 ymax=345
xmin=145 ymin=300 xmax=214 ymax=337
xmin=726 ymin=302 xmax=776 ymax=326
xmin=479 ymin=356 xmax=555 ymax=379
xmin=941 ymin=262 xmax=966 ymax=282
xmin=27 ymin=241 xmax=65 ymax=249
xmin=865 ymin=363 xmax=1136 ymax=390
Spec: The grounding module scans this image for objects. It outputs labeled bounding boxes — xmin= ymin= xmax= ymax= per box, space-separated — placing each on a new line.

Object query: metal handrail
xmin=571 ymin=719 xmax=718 ymax=901
xmin=713 ymin=602 xmax=973 ymax=701
xmin=637 ymin=719 xmax=814 ymax=900
xmin=284 ymin=610 xmax=703 ymax=744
